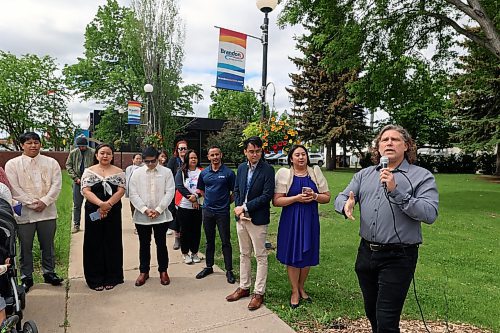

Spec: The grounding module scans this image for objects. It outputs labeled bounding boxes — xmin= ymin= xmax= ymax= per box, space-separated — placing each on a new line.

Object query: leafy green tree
xmin=132 ymin=0 xmax=203 ymax=147
xmin=64 ymin=0 xmax=202 ymax=149
xmin=280 ymin=0 xmax=500 ymax=67
xmin=0 ymin=51 xmax=73 ymax=150
xmin=206 ymin=118 xmax=246 ymax=166
xmin=353 ymin=56 xmax=455 ymax=148
xmin=450 ymin=32 xmax=500 ymax=175
xmin=64 ymin=0 xmax=143 ymax=147
xmin=209 ymin=87 xmax=260 ymax=122
xmin=64 ymin=0 xmax=142 ymax=105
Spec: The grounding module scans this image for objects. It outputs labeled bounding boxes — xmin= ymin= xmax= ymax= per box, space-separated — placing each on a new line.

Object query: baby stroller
xmin=0 ymin=198 xmax=38 ymax=333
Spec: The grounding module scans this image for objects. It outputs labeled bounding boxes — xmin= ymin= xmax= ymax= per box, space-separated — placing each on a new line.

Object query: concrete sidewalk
xmin=22 ymin=198 xmax=294 ymax=333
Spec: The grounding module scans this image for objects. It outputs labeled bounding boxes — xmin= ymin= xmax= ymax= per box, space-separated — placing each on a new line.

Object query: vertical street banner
xmin=127 ymin=101 xmax=142 ymax=125
xmin=216 ymin=28 xmax=247 ymax=91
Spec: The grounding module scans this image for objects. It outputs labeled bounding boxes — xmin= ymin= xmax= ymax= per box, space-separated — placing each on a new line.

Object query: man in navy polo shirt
xmin=195 ymin=146 xmax=236 ymax=283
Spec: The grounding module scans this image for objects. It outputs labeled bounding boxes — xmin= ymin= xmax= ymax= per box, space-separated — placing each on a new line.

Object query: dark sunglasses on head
xmin=144 ymin=159 xmax=157 ymax=164
xmin=178 ymin=147 xmax=187 ymax=151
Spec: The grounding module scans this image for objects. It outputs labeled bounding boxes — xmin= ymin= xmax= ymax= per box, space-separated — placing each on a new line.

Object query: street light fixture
xmin=256 ymin=0 xmax=278 ymax=121
xmin=143 ymin=83 xmax=154 ymax=132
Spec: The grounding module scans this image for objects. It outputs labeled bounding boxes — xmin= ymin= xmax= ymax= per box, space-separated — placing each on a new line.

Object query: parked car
xmin=265 ymin=152 xmax=286 ymax=165
xmin=309 ymin=153 xmax=324 ymax=166
xmin=277 ymin=155 xmax=288 ymax=165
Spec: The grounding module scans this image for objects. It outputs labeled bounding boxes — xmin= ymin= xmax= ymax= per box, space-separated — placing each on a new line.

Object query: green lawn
xmin=212 ymin=169 xmax=500 ymax=332
xmin=48 ymin=170 xmax=499 ymax=332
xmin=31 ymin=171 xmax=72 ymax=282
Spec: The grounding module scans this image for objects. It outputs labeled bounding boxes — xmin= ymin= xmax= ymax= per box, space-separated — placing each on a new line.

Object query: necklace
xmin=293 ymin=168 xmax=308 ymax=176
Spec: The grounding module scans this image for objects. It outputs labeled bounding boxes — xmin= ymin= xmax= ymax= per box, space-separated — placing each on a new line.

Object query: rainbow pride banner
xmin=127 ymin=100 xmax=142 ymax=125
xmin=216 ymin=28 xmax=247 ymax=92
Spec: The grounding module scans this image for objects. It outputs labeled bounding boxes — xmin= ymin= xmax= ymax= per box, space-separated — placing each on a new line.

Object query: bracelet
xmin=313 ymin=193 xmax=319 ymax=201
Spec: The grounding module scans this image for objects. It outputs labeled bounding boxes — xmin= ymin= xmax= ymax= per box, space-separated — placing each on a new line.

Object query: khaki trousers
xmin=236 ymin=221 xmax=268 ymax=295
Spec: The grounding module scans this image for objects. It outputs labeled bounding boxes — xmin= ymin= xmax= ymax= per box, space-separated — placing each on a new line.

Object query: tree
xmin=287 ymin=29 xmax=370 ymax=170
xmin=353 ymin=56 xmax=455 ymax=148
xmin=64 ymin=0 xmax=202 ymax=149
xmin=132 ymin=0 xmax=203 ymax=147
xmin=206 ymin=118 xmax=246 ymax=166
xmin=280 ymin=0 xmax=500 ymax=67
xmin=450 ymin=31 xmax=500 ymax=175
xmin=0 ymin=52 xmax=73 ymax=150
xmin=209 ymin=87 xmax=260 ymax=122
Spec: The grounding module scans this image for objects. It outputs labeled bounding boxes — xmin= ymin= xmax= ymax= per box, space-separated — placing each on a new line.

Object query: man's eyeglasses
xmin=178 ymin=147 xmax=187 ymax=151
xmin=144 ymin=159 xmax=157 ymax=164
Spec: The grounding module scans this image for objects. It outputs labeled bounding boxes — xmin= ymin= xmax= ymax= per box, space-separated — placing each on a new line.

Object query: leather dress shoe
xmin=160 ymin=271 xmax=170 ymax=285
xmin=196 ymin=267 xmax=213 ymax=279
xmin=21 ymin=277 xmax=34 ymax=293
xmin=248 ymin=294 xmax=264 ymax=311
xmin=43 ymin=272 xmax=63 ymax=286
xmin=135 ymin=273 xmax=149 ymax=287
xmin=226 ymin=287 xmax=250 ymax=302
xmin=226 ymin=270 xmax=236 ymax=284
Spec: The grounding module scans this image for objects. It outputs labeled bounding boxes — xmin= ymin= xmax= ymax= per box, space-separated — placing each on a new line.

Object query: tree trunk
xmin=326 ymin=141 xmax=336 ymax=171
xmin=326 ymin=141 xmax=332 ymax=171
xmin=495 ymin=142 xmax=500 ymax=176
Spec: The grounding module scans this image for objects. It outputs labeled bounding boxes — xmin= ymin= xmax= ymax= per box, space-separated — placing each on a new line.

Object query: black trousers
xmin=355 ymin=239 xmax=418 ymax=333
xmin=177 ymin=207 xmax=202 ymax=255
xmin=202 ymin=209 xmax=232 ymax=271
xmin=136 ymin=222 xmax=169 ymax=273
xmin=168 ymin=202 xmax=180 ymax=232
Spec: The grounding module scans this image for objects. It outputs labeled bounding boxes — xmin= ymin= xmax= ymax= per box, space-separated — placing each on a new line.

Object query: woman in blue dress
xmin=273 ymin=145 xmax=330 ymax=308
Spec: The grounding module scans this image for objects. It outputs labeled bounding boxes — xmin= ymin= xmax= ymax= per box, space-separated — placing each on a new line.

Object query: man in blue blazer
xmin=225 ymin=136 xmax=275 ymax=311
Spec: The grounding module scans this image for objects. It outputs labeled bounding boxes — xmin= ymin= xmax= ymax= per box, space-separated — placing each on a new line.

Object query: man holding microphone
xmin=334 ymin=125 xmax=439 ymax=333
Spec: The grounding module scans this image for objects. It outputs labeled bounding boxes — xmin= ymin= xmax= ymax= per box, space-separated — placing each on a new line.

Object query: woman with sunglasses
xmin=166 ymin=140 xmax=188 ymax=250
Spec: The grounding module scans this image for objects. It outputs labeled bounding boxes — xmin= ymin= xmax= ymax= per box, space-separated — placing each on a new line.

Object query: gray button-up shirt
xmin=334 ymin=159 xmax=438 ymax=244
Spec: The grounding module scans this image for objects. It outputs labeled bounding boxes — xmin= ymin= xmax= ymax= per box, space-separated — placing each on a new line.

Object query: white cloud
xmin=1 ymin=0 xmax=304 ymax=128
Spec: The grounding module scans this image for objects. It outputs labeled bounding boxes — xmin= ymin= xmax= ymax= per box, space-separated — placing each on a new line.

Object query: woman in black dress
xmin=81 ymin=144 xmax=126 ymax=291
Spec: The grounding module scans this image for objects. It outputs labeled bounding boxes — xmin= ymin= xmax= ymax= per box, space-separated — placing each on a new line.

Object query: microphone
xmin=380 ymin=156 xmax=389 ymax=188
xmin=380 ymin=156 xmax=389 ymax=169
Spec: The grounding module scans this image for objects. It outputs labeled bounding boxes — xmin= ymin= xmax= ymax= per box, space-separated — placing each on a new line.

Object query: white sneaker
xmin=191 ymin=253 xmax=201 ymax=263
xmin=183 ymin=254 xmax=193 ymax=264
xmin=167 ymin=229 xmax=173 ymax=235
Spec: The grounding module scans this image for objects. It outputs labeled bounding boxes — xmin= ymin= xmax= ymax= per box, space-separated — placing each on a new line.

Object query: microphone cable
xmin=382 ymin=170 xmax=432 ymax=333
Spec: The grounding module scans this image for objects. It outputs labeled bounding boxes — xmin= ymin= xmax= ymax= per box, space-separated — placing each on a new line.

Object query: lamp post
xmin=117 ymin=107 xmax=126 ymax=169
xmin=144 ymin=83 xmax=154 ymax=133
xmin=256 ymin=0 xmax=278 ymax=121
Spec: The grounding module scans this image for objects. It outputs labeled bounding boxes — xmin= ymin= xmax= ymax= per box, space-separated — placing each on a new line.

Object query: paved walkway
xmin=22 ymin=198 xmax=295 ymax=333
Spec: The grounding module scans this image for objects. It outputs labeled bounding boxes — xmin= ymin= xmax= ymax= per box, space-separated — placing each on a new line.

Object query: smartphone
xmin=89 ymin=211 xmax=101 ymax=221
xmin=302 ymin=186 xmax=312 ymax=194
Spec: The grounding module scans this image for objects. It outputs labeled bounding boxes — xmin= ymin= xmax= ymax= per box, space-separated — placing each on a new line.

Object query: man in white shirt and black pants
xmin=129 ymin=147 xmax=175 ymax=287
xmin=5 ymin=132 xmax=63 ymax=292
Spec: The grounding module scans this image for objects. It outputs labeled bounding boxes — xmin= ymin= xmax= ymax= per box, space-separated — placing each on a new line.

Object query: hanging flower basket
xmin=142 ymin=132 xmax=164 ymax=148
xmin=250 ymin=116 xmax=300 ymax=154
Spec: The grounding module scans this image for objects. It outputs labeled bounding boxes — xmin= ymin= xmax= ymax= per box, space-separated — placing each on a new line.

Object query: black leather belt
xmin=362 ymin=239 xmax=419 ymax=252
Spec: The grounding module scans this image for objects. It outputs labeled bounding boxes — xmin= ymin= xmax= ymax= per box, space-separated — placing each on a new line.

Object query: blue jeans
xmin=355 ymin=239 xmax=419 ymax=333
xmin=73 ymin=183 xmax=84 ymax=226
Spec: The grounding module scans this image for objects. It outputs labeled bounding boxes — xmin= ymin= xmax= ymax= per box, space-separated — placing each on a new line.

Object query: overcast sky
xmin=0 ymin=0 xmax=309 ymax=129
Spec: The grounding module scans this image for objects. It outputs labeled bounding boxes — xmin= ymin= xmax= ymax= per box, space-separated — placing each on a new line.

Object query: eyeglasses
xmin=178 ymin=147 xmax=187 ymax=151
xmin=143 ymin=159 xmax=157 ymax=164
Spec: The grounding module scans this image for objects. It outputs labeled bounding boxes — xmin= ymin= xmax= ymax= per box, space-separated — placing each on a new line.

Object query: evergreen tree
xmin=287 ymin=34 xmax=370 ymax=170
xmin=451 ymin=30 xmax=500 ymax=175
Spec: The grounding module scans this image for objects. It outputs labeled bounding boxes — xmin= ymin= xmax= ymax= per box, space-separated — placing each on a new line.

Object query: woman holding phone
xmin=273 ymin=145 xmax=330 ymax=308
xmin=81 ymin=143 xmax=126 ymax=291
